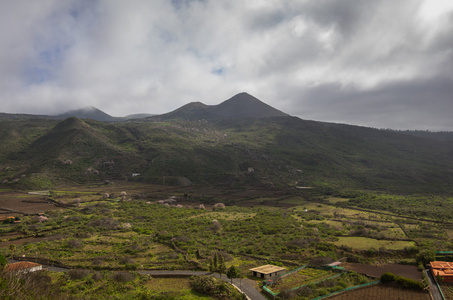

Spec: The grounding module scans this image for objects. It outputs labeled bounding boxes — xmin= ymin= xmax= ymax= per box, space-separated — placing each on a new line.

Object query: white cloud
xmin=0 ymin=0 xmax=452 ymax=130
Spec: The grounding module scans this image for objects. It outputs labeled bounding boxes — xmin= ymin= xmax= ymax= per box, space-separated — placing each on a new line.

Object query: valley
xmin=0 ymin=93 xmax=452 ymax=299
xmin=0 ymin=181 xmax=451 ymax=299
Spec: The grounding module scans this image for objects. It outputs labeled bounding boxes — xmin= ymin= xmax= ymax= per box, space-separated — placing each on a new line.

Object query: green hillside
xmin=0 ymin=114 xmax=452 ymax=194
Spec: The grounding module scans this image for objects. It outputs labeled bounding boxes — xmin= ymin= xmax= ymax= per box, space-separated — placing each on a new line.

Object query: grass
xmin=269 ymin=268 xmax=337 ymax=293
xmin=327 ymin=197 xmax=350 ymax=204
xmin=333 ymin=237 xmax=415 ymax=250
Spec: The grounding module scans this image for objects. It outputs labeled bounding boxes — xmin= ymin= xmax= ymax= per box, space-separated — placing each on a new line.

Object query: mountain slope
xmin=150 ymin=92 xmax=288 ymax=121
xmin=9 ymin=117 xmax=146 ymax=184
xmin=1 ymin=94 xmax=453 ymax=194
xmin=210 ymin=92 xmax=288 ymax=118
xmin=57 ymin=107 xmax=119 ymax=122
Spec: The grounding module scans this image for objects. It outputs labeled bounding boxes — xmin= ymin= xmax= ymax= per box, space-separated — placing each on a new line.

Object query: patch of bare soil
xmin=0 ymin=192 xmax=58 ymax=214
xmin=342 ymin=263 xmax=422 ymax=281
xmin=329 ymin=284 xmax=430 ymax=300
xmin=0 ymin=234 xmax=67 ymax=247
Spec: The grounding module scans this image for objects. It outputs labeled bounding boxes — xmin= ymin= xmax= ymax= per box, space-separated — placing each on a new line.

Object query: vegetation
xmin=190 ymin=275 xmax=244 ymax=299
xmin=1 ymin=113 xmax=452 ymax=193
xmin=380 ymin=272 xmax=425 ymax=290
xmin=0 ymin=109 xmax=451 ymax=298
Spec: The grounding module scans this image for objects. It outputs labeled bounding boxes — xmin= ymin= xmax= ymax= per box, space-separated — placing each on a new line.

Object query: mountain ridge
xmin=149 ymin=92 xmax=288 ymax=121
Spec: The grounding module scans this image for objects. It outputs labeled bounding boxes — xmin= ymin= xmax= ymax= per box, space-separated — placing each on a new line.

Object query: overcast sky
xmin=1 ymin=0 xmax=452 ymax=130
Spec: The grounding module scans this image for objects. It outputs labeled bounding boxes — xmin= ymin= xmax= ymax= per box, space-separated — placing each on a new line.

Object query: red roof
xmin=431 ymin=261 xmax=453 ymax=277
xmin=4 ymin=261 xmax=41 ymax=272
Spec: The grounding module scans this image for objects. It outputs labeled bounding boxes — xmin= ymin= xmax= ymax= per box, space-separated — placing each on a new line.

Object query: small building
xmin=4 ymin=261 xmax=43 ymax=274
xmin=249 ymin=264 xmax=286 ymax=279
xmin=430 ymin=261 xmax=453 ymax=282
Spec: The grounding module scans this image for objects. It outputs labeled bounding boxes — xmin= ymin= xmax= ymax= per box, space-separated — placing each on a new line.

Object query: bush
xmin=416 ymin=249 xmax=435 ymax=266
xmin=395 ymin=276 xmax=424 ymax=290
xmin=190 ymin=275 xmax=243 ymax=299
xmin=296 ymin=285 xmax=313 ymax=297
xmin=67 ymin=239 xmax=83 ymax=249
xmin=87 ymin=218 xmax=120 ymax=230
xmin=380 ymin=272 xmax=396 ymax=283
xmin=68 ymin=269 xmax=90 ymax=280
xmin=91 ymin=272 xmax=103 ymax=281
xmin=120 ymin=257 xmax=135 ymax=265
xmin=277 ymin=289 xmax=296 ymax=300
xmin=380 ymin=272 xmax=424 ymax=290
xmin=112 ymin=271 xmax=135 ymax=283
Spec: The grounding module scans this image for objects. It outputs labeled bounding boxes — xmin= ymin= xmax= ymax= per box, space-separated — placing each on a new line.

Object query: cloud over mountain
xmin=0 ymin=0 xmax=452 ymax=130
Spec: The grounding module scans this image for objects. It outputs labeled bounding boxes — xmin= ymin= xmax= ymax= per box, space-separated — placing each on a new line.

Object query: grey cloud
xmin=290 ymin=76 xmax=453 ymax=130
xmin=0 ymin=0 xmax=452 ymax=130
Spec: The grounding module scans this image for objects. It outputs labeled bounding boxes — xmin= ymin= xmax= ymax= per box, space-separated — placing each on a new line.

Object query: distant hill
xmin=0 ymin=113 xmax=54 ymax=120
xmin=1 ymin=93 xmax=453 ymax=194
xmin=151 ymin=92 xmax=288 ymax=121
xmin=123 ymin=113 xmax=155 ymax=120
xmin=57 ymin=106 xmax=119 ymax=122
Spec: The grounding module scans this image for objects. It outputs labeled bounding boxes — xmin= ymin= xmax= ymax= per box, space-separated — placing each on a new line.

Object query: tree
xmin=0 ymin=253 xmax=7 ymax=269
xmin=9 ymin=244 xmax=16 ymax=259
xmin=227 ymin=265 xmax=239 ymax=284
xmin=213 ymin=252 xmax=218 ymax=271
xmin=218 ymin=253 xmax=226 ymax=278
xmin=416 ymin=249 xmax=435 ymax=266
xmin=209 ymin=259 xmax=215 ymax=273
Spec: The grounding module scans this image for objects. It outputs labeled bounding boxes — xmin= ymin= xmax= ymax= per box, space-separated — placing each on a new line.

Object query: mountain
xmin=3 ymin=117 xmax=146 ymax=185
xmin=123 ymin=113 xmax=155 ymax=120
xmin=57 ymin=106 xmax=119 ymax=122
xmin=1 ymin=93 xmax=453 ymax=194
xmin=211 ymin=92 xmax=288 ymax=118
xmin=151 ymin=92 xmax=288 ymax=121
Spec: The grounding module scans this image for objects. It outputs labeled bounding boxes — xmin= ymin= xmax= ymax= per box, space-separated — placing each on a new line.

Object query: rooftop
xmin=431 ymin=261 xmax=453 ymax=276
xmin=4 ymin=261 xmax=41 ymax=272
xmin=249 ymin=264 xmax=286 ymax=274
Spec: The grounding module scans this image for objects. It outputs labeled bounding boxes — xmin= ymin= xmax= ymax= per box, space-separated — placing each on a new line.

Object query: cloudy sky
xmin=1 ymin=0 xmax=452 ymax=130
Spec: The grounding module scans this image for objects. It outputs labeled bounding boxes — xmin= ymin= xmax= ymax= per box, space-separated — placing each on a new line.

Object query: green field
xmin=333 ymin=237 xmax=415 ymax=251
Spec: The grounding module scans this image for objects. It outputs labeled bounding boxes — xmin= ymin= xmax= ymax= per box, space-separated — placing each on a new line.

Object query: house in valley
xmin=4 ymin=261 xmax=43 ymax=274
xmin=249 ymin=264 xmax=286 ymax=279
xmin=430 ymin=261 xmax=453 ymax=282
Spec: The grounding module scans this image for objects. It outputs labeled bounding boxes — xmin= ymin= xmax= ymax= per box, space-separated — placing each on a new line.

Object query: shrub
xmin=87 ymin=218 xmax=120 ymax=230
xmin=67 ymin=239 xmax=83 ymax=249
xmin=91 ymin=272 xmax=103 ymax=281
xmin=416 ymin=249 xmax=435 ymax=266
xmin=395 ymin=276 xmax=424 ymax=290
xmin=380 ymin=272 xmax=396 ymax=283
xmin=296 ymin=285 xmax=313 ymax=297
xmin=277 ymin=289 xmax=296 ymax=300
xmin=190 ymin=275 xmax=243 ymax=299
xmin=380 ymin=272 xmax=424 ymax=290
xmin=120 ymin=257 xmax=135 ymax=265
xmin=68 ymin=269 xmax=90 ymax=280
xmin=112 ymin=271 xmax=135 ymax=283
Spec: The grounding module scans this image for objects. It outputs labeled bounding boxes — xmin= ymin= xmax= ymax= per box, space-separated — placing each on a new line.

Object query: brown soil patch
xmin=343 ymin=263 xmax=422 ymax=281
xmin=0 ymin=234 xmax=67 ymax=247
xmin=329 ymin=284 xmax=430 ymax=300
xmin=0 ymin=192 xmax=59 ymax=214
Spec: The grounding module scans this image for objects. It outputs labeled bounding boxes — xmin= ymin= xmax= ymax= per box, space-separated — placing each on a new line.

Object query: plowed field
xmin=329 ymin=284 xmax=430 ymax=300
xmin=342 ymin=263 xmax=422 ymax=280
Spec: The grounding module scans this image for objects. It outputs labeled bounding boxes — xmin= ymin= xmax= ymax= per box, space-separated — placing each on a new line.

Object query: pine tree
xmin=227 ymin=265 xmax=239 ymax=283
xmin=209 ymin=258 xmax=215 ymax=273
xmin=218 ymin=253 xmax=226 ymax=278
xmin=213 ymin=252 xmax=218 ymax=271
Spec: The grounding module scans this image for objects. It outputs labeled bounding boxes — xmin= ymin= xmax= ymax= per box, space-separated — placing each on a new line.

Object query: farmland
xmin=0 ymin=182 xmax=451 ymax=299
xmin=328 ymin=284 xmax=430 ymax=300
xmin=439 ymin=282 xmax=453 ymax=300
xmin=267 ymin=267 xmax=340 ymax=293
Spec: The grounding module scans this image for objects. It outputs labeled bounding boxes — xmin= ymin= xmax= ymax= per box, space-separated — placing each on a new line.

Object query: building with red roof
xmin=430 ymin=261 xmax=453 ymax=282
xmin=4 ymin=261 xmax=42 ymax=274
